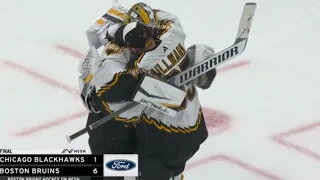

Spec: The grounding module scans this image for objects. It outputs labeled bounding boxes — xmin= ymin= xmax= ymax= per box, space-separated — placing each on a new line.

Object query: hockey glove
xmin=187 ymin=44 xmax=217 ymax=89
xmin=131 ymin=69 xmax=186 ymax=117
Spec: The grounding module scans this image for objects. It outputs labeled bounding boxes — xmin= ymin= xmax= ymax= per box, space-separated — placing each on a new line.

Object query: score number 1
xmin=91 ymin=156 xmax=102 ymax=176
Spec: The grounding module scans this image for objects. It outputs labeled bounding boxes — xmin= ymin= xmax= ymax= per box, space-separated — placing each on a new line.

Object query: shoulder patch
xmin=158 ymin=21 xmax=173 ymax=37
xmin=105 ymin=42 xmax=125 ymax=55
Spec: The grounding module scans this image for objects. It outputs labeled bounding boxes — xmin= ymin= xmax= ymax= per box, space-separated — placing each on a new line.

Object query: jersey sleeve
xmin=92 ymin=43 xmax=142 ymax=102
xmin=155 ymin=10 xmax=183 ymax=27
xmin=93 ymin=65 xmax=141 ymax=102
xmin=158 ymin=19 xmax=186 ymax=45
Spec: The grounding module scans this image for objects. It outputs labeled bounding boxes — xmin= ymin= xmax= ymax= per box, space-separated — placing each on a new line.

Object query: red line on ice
xmin=275 ymin=121 xmax=320 ymax=137
xmin=2 ymin=61 xmax=79 ymax=96
xmin=218 ymin=60 xmax=251 ymax=73
xmin=271 ymin=121 xmax=320 ymax=162
xmin=54 ymin=44 xmax=84 ymax=59
xmin=0 ymin=60 xmax=86 ymax=136
xmin=13 ymin=111 xmax=87 ymax=136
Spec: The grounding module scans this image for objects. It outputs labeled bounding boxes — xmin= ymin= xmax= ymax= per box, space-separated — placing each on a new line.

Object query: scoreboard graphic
xmin=0 ymin=149 xmax=138 ymax=180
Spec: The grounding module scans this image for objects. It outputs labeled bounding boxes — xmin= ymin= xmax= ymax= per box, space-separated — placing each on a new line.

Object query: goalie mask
xmin=124 ymin=2 xmax=159 ymax=28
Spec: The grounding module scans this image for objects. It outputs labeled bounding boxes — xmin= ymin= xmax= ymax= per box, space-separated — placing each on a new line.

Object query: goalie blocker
xmin=132 ymin=72 xmax=186 ymax=117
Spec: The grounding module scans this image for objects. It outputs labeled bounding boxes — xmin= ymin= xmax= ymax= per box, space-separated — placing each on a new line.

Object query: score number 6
xmin=93 ymin=168 xmax=98 ymax=174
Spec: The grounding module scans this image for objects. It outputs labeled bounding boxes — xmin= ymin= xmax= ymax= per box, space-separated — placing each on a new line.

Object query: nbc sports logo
xmin=103 ymin=154 xmax=138 ymax=177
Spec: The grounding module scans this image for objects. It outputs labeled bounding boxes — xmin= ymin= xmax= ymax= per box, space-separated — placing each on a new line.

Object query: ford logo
xmin=105 ymin=159 xmax=136 ymax=171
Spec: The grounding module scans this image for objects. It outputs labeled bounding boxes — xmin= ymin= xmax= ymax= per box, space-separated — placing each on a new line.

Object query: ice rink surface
xmin=1 ymin=0 xmax=320 ymax=179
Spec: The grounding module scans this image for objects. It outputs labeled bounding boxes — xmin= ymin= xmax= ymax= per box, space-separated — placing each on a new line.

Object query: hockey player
xmin=97 ymin=21 xmax=216 ymax=180
xmin=91 ymin=21 xmax=216 ymax=180
xmin=78 ymin=0 xmax=136 ymax=159
xmin=79 ymin=2 xmax=203 ymax=178
xmin=79 ymin=2 xmax=216 ymax=180
xmin=79 ymin=1 xmax=191 ymax=154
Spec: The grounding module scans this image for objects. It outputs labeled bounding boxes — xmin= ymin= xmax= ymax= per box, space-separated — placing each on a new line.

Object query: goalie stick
xmin=66 ymin=2 xmax=257 ymax=143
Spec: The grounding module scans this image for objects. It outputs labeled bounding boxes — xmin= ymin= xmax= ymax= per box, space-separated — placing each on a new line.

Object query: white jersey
xmin=134 ymin=18 xmax=203 ymax=133
xmin=81 ymin=7 xmax=203 ymax=130
xmin=91 ymin=51 xmax=146 ymax=125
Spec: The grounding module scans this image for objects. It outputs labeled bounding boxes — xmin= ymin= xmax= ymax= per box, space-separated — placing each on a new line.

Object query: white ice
xmin=1 ymin=0 xmax=320 ymax=179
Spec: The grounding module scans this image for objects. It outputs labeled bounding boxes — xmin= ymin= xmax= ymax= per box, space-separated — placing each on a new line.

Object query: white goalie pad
xmin=133 ymin=75 xmax=186 ymax=117
xmin=85 ymin=0 xmax=128 ymax=48
xmin=78 ymin=46 xmax=101 ymax=77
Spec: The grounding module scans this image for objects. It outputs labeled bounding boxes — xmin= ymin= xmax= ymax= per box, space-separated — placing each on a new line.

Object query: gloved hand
xmin=186 ymin=44 xmax=217 ymax=89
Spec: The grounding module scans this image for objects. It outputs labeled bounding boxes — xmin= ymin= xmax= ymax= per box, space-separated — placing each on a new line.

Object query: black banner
xmin=0 ymin=155 xmax=103 ymax=165
xmin=0 ymin=166 xmax=103 ymax=176
xmin=0 ymin=177 xmax=92 ymax=180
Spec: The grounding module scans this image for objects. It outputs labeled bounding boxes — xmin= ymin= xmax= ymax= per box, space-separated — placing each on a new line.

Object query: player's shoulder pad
xmin=105 ymin=41 xmax=126 ymax=55
xmin=157 ymin=20 xmax=174 ymax=38
xmin=157 ymin=21 xmax=185 ymax=42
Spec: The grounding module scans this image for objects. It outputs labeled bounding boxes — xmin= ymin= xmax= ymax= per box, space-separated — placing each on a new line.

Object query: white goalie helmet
xmin=124 ymin=2 xmax=160 ymax=28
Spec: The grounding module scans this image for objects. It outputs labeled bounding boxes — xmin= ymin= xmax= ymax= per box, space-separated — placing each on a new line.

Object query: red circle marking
xmin=202 ymin=107 xmax=231 ymax=135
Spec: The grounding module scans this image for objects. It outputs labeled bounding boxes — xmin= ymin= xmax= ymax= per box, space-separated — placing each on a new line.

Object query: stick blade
xmin=236 ymin=2 xmax=257 ymax=41
xmin=66 ymin=135 xmax=72 ymax=144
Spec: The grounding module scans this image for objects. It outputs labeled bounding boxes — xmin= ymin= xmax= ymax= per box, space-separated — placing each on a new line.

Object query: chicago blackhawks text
xmin=0 ymin=156 xmax=85 ymax=163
